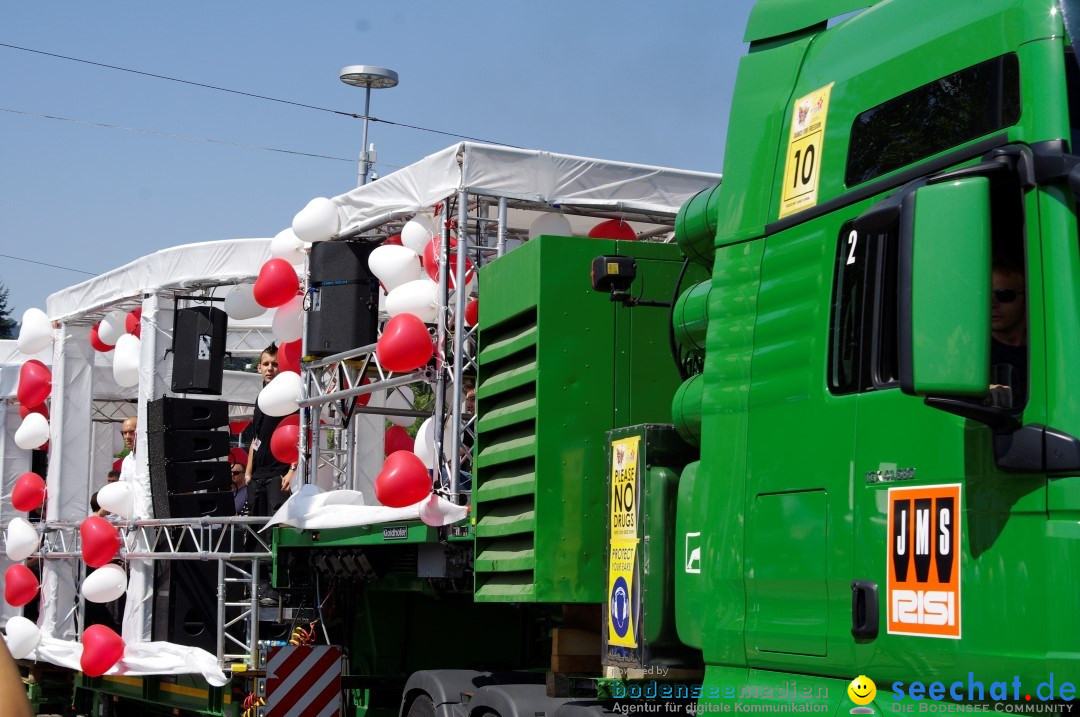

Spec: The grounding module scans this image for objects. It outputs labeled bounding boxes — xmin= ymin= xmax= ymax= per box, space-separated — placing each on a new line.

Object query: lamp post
xmin=339 ymin=65 xmax=399 ymax=186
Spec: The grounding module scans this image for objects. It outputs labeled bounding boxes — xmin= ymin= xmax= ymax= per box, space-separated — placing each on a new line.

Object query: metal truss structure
xmin=36 ymin=516 xmax=273 ymax=669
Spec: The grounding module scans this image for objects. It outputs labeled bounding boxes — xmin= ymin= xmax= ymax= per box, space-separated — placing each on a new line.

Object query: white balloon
xmin=82 ymin=563 xmax=128 ymax=604
xmin=292 ymin=197 xmax=340 ymax=243
xmin=385 ymin=385 xmax=415 ymax=427
xmin=97 ymin=481 xmax=134 ymax=519
xmin=401 ymin=216 xmax=435 ymax=254
xmin=112 ymin=334 xmax=141 ymax=388
xmin=224 ymin=284 xmax=266 ymax=321
xmin=14 ymin=413 xmax=49 ymax=450
xmin=257 ymin=372 xmax=303 ymax=417
xmin=413 ymin=416 xmax=437 ymax=470
xmin=272 ymin=228 xmax=308 ymax=267
xmin=5 ymin=517 xmax=40 ymax=561
xmin=272 ymin=297 xmax=304 ymax=344
xmin=98 ymin=310 xmax=128 ymax=346
xmin=528 ymin=212 xmax=573 ymax=240
xmin=418 ymin=493 xmax=469 ymax=527
xmin=368 ymin=245 xmax=422 ymax=292
xmin=17 ymin=308 xmax=52 ymax=355
xmin=5 ymin=616 xmax=41 ymax=659
xmin=385 ymin=280 xmax=439 ymax=323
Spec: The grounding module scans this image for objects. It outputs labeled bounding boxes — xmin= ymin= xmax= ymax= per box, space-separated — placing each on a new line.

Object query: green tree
xmin=0 ymin=283 xmax=17 ymax=340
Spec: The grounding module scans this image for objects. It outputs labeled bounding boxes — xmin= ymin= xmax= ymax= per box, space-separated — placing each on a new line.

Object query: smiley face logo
xmin=848 ymin=675 xmax=876 ymax=706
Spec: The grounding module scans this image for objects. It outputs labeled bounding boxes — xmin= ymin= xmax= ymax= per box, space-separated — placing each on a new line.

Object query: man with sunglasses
xmin=990 ymin=264 xmax=1028 ymax=408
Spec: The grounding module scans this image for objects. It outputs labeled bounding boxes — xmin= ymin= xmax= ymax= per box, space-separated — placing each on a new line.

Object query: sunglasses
xmin=993 ymin=288 xmax=1020 ymax=303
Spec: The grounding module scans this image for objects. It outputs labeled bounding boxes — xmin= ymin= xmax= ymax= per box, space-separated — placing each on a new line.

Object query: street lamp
xmin=339 ymin=65 xmax=399 ymax=186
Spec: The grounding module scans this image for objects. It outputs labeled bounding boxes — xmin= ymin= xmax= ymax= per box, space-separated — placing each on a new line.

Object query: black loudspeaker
xmin=148 ymin=395 xmax=229 ymax=430
xmin=147 ymin=397 xmax=234 ymax=519
xmin=152 ymin=535 xmax=220 ymax=654
xmin=171 ymin=306 xmax=227 ymax=395
xmin=306 ymin=241 xmax=380 ymax=356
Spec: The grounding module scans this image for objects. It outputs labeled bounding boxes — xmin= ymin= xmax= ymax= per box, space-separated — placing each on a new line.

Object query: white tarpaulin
xmin=28 ymin=637 xmax=227 ymax=686
xmin=332 ymin=142 xmax=720 ymax=235
xmin=264 ymin=485 xmax=468 ymax=531
xmin=47 ymin=238 xmax=273 ymax=322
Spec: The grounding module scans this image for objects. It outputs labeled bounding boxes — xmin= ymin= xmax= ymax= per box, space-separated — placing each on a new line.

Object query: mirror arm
xmin=923 ymin=396 xmax=1020 ymax=431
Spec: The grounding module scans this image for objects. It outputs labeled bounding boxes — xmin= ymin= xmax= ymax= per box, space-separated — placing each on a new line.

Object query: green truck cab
xmin=673 ymin=0 xmax=1080 ymax=708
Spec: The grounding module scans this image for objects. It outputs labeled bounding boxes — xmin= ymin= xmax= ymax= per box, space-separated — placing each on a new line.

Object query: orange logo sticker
xmin=886 ymin=484 xmax=961 ymax=639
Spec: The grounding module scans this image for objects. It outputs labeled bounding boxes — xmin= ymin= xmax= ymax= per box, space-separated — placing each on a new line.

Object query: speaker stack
xmin=306 ymin=241 xmax=380 ymax=356
xmin=171 ymin=305 xmax=227 ymax=395
xmin=147 ymin=396 xmax=233 ymax=519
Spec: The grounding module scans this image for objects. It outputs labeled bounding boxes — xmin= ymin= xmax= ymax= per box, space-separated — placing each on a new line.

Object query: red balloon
xmin=18 ymin=402 xmax=49 ymax=420
xmin=89 ymin=323 xmax=114 ymax=353
xmin=278 ymin=339 xmax=302 ymax=374
xmin=270 ymin=420 xmax=300 ymax=464
xmin=376 ymin=314 xmax=434 ymax=373
xmin=112 ymin=458 xmax=123 ymax=473
xmin=465 ymin=298 xmax=479 ymax=327
xmin=12 ymin=472 xmax=46 ymax=512
xmin=375 ymin=451 xmax=431 ymax=507
xmin=80 ymin=516 xmax=121 ymax=568
xmin=384 ymin=426 xmax=414 ymax=456
xmin=80 ymin=624 xmax=125 ymax=677
xmin=125 ymin=307 xmax=142 ymax=339
xmin=4 ymin=564 xmax=39 ymax=607
xmin=422 ymin=237 xmax=473 ymax=287
xmin=253 ymin=259 xmax=300 ymax=308
xmin=588 ymin=219 xmax=637 ymax=241
xmin=357 ymin=377 xmax=372 ymax=406
xmin=17 ymin=360 xmax=51 ymax=408
xmin=383 ymin=234 xmax=403 ymax=246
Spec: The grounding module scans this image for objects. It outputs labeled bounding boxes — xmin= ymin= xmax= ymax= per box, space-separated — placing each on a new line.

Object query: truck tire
xmin=407 ymin=694 xmax=436 ymax=717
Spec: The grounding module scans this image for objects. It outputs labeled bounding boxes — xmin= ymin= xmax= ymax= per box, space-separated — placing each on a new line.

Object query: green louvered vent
xmin=474 ymin=308 xmax=539 ymax=601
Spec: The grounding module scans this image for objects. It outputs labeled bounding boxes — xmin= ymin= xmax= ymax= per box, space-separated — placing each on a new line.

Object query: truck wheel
xmin=407 ymin=694 xmax=435 ymax=717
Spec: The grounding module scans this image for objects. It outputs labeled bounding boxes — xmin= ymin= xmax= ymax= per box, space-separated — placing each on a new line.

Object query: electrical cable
xmin=669 ymin=257 xmax=691 ymax=381
xmin=0 ymin=252 xmax=98 ymax=275
xmin=0 ymin=42 xmax=525 ymax=148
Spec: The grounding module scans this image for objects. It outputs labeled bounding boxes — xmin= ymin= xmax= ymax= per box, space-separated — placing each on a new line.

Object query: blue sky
xmin=0 ymin=1 xmax=754 ymax=318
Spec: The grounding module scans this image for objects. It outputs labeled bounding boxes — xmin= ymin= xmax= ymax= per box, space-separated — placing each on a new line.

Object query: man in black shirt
xmin=990 ymin=264 xmax=1027 ymax=409
xmin=243 ymin=344 xmax=296 ymax=604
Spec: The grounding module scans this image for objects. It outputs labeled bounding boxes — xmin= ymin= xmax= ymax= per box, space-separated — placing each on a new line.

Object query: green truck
xmin=66 ymin=0 xmax=1080 ymax=714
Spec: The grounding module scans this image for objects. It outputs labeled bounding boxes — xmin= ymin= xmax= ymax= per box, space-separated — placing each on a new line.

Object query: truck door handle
xmin=851 ymin=580 xmax=879 ymax=639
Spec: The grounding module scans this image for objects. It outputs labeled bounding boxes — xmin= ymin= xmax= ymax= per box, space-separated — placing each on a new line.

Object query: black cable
xmin=0 ymin=42 xmax=353 ymax=116
xmin=669 ymin=258 xmax=691 ymax=381
xmin=0 ymin=252 xmax=97 ymax=275
xmin=0 ymin=42 xmax=525 ymax=148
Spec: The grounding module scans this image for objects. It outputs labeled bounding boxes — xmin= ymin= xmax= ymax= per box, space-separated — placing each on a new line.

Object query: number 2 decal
xmin=846 ymin=230 xmax=858 ymax=265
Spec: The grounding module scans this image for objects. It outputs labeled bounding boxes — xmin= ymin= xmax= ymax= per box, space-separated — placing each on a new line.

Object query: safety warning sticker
xmin=607 ymin=539 xmax=638 ymax=648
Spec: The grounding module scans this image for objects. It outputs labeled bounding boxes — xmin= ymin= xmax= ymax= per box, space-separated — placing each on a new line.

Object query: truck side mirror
xmin=898 ymin=178 xmax=991 ymax=397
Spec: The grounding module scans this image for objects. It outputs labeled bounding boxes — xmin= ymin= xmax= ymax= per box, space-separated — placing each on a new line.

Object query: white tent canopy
xmin=331 ymin=142 xmax=721 ymax=238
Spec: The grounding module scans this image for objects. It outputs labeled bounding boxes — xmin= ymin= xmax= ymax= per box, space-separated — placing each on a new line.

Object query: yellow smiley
xmin=848 ymin=675 xmax=877 ymax=705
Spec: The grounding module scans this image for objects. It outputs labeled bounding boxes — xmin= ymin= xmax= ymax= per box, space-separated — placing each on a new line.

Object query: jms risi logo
xmin=887 ymin=484 xmax=961 ymax=639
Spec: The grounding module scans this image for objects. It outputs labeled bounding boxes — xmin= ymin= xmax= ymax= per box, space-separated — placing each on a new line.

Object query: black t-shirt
xmin=990 ymin=339 xmax=1028 ymax=408
xmin=248 ymin=404 xmax=293 ymax=480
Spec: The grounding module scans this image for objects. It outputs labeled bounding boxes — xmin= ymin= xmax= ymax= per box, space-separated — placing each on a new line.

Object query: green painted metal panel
xmin=475 ymin=235 xmax=691 ymax=603
xmin=675 ymin=239 xmax=764 ymax=659
xmin=744 ymin=0 xmax=872 ymax=43
xmin=745 ymin=490 xmax=828 ymax=656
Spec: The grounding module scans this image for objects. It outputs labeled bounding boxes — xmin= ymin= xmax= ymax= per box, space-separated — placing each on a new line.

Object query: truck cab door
xmin=846 ymin=165 xmax=1054 ymax=686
